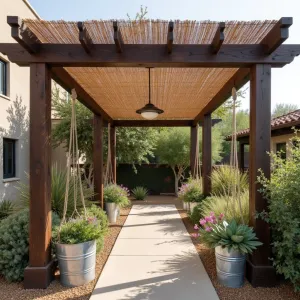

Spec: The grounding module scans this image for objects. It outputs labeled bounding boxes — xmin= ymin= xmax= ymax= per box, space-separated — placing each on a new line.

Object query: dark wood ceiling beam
xmin=113 ymin=21 xmax=124 ymax=53
xmin=77 ymin=22 xmax=93 ymax=54
xmin=1 ymin=43 xmax=299 ymax=67
xmin=262 ymin=17 xmax=293 ymax=54
xmin=193 ymin=68 xmax=250 ymax=125
xmin=7 ymin=16 xmax=40 ymax=54
xmin=167 ymin=21 xmax=174 ymax=54
xmin=211 ymin=22 xmax=225 ymax=54
xmin=51 ymin=67 xmax=113 ymax=122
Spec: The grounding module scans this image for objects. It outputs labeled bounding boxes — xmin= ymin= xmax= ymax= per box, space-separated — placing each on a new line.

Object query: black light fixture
xmin=136 ymin=68 xmax=164 ymax=120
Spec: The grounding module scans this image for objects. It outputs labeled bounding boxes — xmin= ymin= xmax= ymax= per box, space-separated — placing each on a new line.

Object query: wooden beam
xmin=113 ymin=120 xmax=194 ymax=127
xmin=7 ymin=16 xmax=40 ymax=54
xmin=262 ymin=17 xmax=293 ymax=55
xmin=110 ymin=125 xmax=117 ymax=184
xmin=202 ymin=113 xmax=212 ymax=196
xmin=167 ymin=21 xmax=174 ymax=54
xmin=24 ymin=63 xmax=53 ymax=289
xmin=1 ymin=43 xmax=299 ymax=68
xmin=94 ymin=114 xmax=104 ymax=208
xmin=78 ymin=22 xmax=93 ymax=54
xmin=211 ymin=22 xmax=225 ymax=54
xmin=193 ymin=68 xmax=250 ymax=125
xmin=199 ymin=118 xmax=222 ymax=127
xmin=190 ymin=125 xmax=198 ymax=178
xmin=113 ymin=21 xmax=124 ymax=53
xmin=246 ymin=64 xmax=276 ymax=287
xmin=51 ymin=67 xmax=113 ymax=122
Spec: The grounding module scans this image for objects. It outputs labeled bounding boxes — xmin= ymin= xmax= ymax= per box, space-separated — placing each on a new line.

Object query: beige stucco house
xmin=0 ymin=1 xmax=39 ymax=201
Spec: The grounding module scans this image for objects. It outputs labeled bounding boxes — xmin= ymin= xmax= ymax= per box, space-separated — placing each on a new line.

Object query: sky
xmin=28 ymin=0 xmax=300 ymax=112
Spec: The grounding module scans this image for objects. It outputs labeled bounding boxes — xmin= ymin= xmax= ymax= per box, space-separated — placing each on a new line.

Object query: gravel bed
xmin=0 ymin=207 xmax=131 ymax=300
xmin=179 ymin=209 xmax=300 ymax=300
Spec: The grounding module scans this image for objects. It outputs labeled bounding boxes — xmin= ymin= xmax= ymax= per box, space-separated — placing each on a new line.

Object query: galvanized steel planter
xmin=215 ymin=246 xmax=246 ymax=288
xmin=189 ymin=202 xmax=198 ymax=213
xmin=183 ymin=201 xmax=189 ymax=210
xmin=56 ymin=240 xmax=96 ymax=287
xmin=106 ymin=202 xmax=118 ymax=223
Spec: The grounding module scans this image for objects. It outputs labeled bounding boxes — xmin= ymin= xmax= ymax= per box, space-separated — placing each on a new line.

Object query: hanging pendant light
xmin=136 ymin=68 xmax=164 ymax=120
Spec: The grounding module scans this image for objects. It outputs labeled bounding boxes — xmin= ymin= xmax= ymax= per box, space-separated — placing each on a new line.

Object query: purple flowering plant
xmin=104 ymin=184 xmax=130 ymax=207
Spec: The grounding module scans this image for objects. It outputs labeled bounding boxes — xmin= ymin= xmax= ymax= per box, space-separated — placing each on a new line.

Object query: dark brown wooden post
xmin=246 ymin=64 xmax=276 ymax=287
xmin=239 ymin=142 xmax=245 ymax=171
xmin=190 ymin=125 xmax=198 ymax=178
xmin=93 ymin=114 xmax=104 ymax=208
xmin=110 ymin=125 xmax=117 ymax=183
xmin=24 ymin=63 xmax=53 ymax=289
xmin=202 ymin=113 xmax=212 ymax=196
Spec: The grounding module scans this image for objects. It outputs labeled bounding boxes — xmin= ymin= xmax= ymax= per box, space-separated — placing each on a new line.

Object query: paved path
xmin=91 ymin=205 xmax=219 ymax=300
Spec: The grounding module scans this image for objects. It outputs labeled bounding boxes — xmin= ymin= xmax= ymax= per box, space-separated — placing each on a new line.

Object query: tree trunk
xmin=172 ymin=167 xmax=179 ymax=197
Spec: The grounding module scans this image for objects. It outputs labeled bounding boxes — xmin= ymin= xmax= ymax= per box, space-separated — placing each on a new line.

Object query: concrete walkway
xmin=91 ymin=205 xmax=219 ymax=300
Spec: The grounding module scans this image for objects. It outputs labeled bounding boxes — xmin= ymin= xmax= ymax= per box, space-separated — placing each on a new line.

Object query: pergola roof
xmin=2 ymin=17 xmax=299 ymax=123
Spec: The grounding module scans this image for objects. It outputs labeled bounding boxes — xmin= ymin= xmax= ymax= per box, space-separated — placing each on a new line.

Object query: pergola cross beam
xmin=78 ymin=22 xmax=93 ymax=54
xmin=211 ymin=22 xmax=225 ymax=54
xmin=167 ymin=21 xmax=174 ymax=53
xmin=113 ymin=21 xmax=124 ymax=53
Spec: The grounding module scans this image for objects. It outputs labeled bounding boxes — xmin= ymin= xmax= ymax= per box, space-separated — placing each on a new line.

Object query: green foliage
xmin=257 ymin=134 xmax=300 ymax=290
xmin=52 ymin=86 xmax=159 ymax=166
xmin=85 ymin=205 xmax=109 ymax=236
xmin=104 ymin=184 xmax=130 ymax=207
xmin=201 ymin=191 xmax=249 ymax=224
xmin=178 ymin=178 xmax=204 ymax=203
xmin=0 ymin=200 xmax=15 ymax=221
xmin=17 ymin=165 xmax=94 ymax=219
xmin=132 ymin=186 xmax=148 ymax=200
xmin=0 ymin=209 xmax=60 ymax=282
xmin=190 ymin=204 xmax=202 ymax=225
xmin=198 ymin=218 xmax=262 ymax=254
xmin=272 ymin=103 xmax=299 ymax=118
xmin=211 ymin=165 xmax=249 ymax=197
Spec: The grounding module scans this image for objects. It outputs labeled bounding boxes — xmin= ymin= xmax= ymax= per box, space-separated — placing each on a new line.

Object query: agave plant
xmin=0 ymin=199 xmax=15 ymax=221
xmin=197 ymin=215 xmax=262 ymax=254
xmin=132 ymin=186 xmax=148 ymax=200
xmin=16 ymin=164 xmax=94 ymax=218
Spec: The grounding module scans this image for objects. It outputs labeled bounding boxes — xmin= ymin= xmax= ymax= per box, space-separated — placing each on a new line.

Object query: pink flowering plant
xmin=104 ymin=184 xmax=130 ymax=207
xmin=178 ymin=178 xmax=204 ymax=203
xmin=195 ymin=212 xmax=262 ymax=254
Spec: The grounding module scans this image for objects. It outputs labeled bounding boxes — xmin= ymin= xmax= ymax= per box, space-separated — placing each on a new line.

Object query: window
xmin=3 ymin=138 xmax=16 ymax=179
xmin=0 ymin=59 xmax=7 ymax=96
xmin=276 ymin=142 xmax=287 ymax=160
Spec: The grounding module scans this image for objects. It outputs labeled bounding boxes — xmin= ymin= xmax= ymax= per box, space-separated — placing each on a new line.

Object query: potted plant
xmin=54 ymin=207 xmax=107 ymax=287
xmin=195 ymin=213 xmax=262 ymax=288
xmin=132 ymin=186 xmax=148 ymax=200
xmin=104 ymin=184 xmax=130 ymax=223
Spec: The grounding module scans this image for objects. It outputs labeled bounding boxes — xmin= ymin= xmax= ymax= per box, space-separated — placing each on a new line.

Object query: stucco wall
xmin=271 ymin=133 xmax=295 ymax=159
xmin=0 ymin=1 xmax=38 ymax=201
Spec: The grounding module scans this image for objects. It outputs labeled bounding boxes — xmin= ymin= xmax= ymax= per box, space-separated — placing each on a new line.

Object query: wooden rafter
xmin=193 ymin=68 xmax=250 ymax=125
xmin=262 ymin=17 xmax=293 ymax=54
xmin=167 ymin=21 xmax=174 ymax=54
xmin=7 ymin=16 xmax=40 ymax=54
xmin=51 ymin=67 xmax=113 ymax=122
xmin=211 ymin=22 xmax=225 ymax=54
xmin=1 ymin=43 xmax=299 ymax=68
xmin=77 ymin=22 xmax=93 ymax=54
xmin=113 ymin=21 xmax=124 ymax=53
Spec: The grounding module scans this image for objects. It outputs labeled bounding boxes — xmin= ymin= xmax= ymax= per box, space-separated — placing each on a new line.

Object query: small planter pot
xmin=106 ymin=202 xmax=118 ymax=223
xmin=183 ymin=201 xmax=189 ymax=210
xmin=215 ymin=246 xmax=246 ymax=288
xmin=189 ymin=202 xmax=198 ymax=213
xmin=56 ymin=240 xmax=96 ymax=287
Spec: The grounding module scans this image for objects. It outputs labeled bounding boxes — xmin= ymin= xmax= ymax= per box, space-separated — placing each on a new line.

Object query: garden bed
xmin=179 ymin=209 xmax=300 ymax=300
xmin=0 ymin=207 xmax=131 ymax=300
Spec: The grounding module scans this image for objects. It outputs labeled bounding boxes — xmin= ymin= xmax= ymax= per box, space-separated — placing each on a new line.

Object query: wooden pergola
xmin=1 ymin=16 xmax=300 ymax=289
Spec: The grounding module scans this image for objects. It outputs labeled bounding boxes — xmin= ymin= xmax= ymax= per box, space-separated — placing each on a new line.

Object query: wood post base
xmin=24 ymin=260 xmax=55 ymax=289
xmin=246 ymin=258 xmax=278 ymax=287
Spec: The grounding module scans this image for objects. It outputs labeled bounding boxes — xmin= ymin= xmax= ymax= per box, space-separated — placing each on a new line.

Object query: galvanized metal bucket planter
xmin=189 ymin=202 xmax=198 ymax=213
xmin=215 ymin=246 xmax=246 ymax=288
xmin=183 ymin=201 xmax=189 ymax=210
xmin=106 ymin=202 xmax=118 ymax=223
xmin=56 ymin=240 xmax=96 ymax=287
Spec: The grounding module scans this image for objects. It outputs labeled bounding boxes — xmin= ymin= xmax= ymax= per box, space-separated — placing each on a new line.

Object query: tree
xmin=272 ymin=103 xmax=299 ymax=118
xmin=155 ymin=127 xmax=222 ymax=196
xmin=127 ymin=5 xmax=148 ymax=21
xmin=52 ymin=85 xmax=159 ymax=168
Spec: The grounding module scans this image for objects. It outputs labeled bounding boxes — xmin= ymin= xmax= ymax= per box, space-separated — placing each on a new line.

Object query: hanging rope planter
xmin=104 ymin=123 xmax=115 ymax=186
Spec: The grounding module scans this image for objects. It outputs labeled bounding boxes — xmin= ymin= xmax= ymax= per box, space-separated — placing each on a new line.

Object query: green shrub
xmin=104 ymin=184 xmax=130 ymax=207
xmin=0 ymin=200 xmax=15 ymax=221
xmin=0 ymin=209 xmax=60 ymax=282
xmin=201 ymin=191 xmax=249 ymax=224
xmin=178 ymin=178 xmax=204 ymax=203
xmin=211 ymin=165 xmax=248 ymax=197
xmin=132 ymin=186 xmax=148 ymax=200
xmin=258 ymin=135 xmax=300 ymax=291
xmin=17 ymin=165 xmax=94 ymax=218
xmin=190 ymin=203 xmax=202 ymax=225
